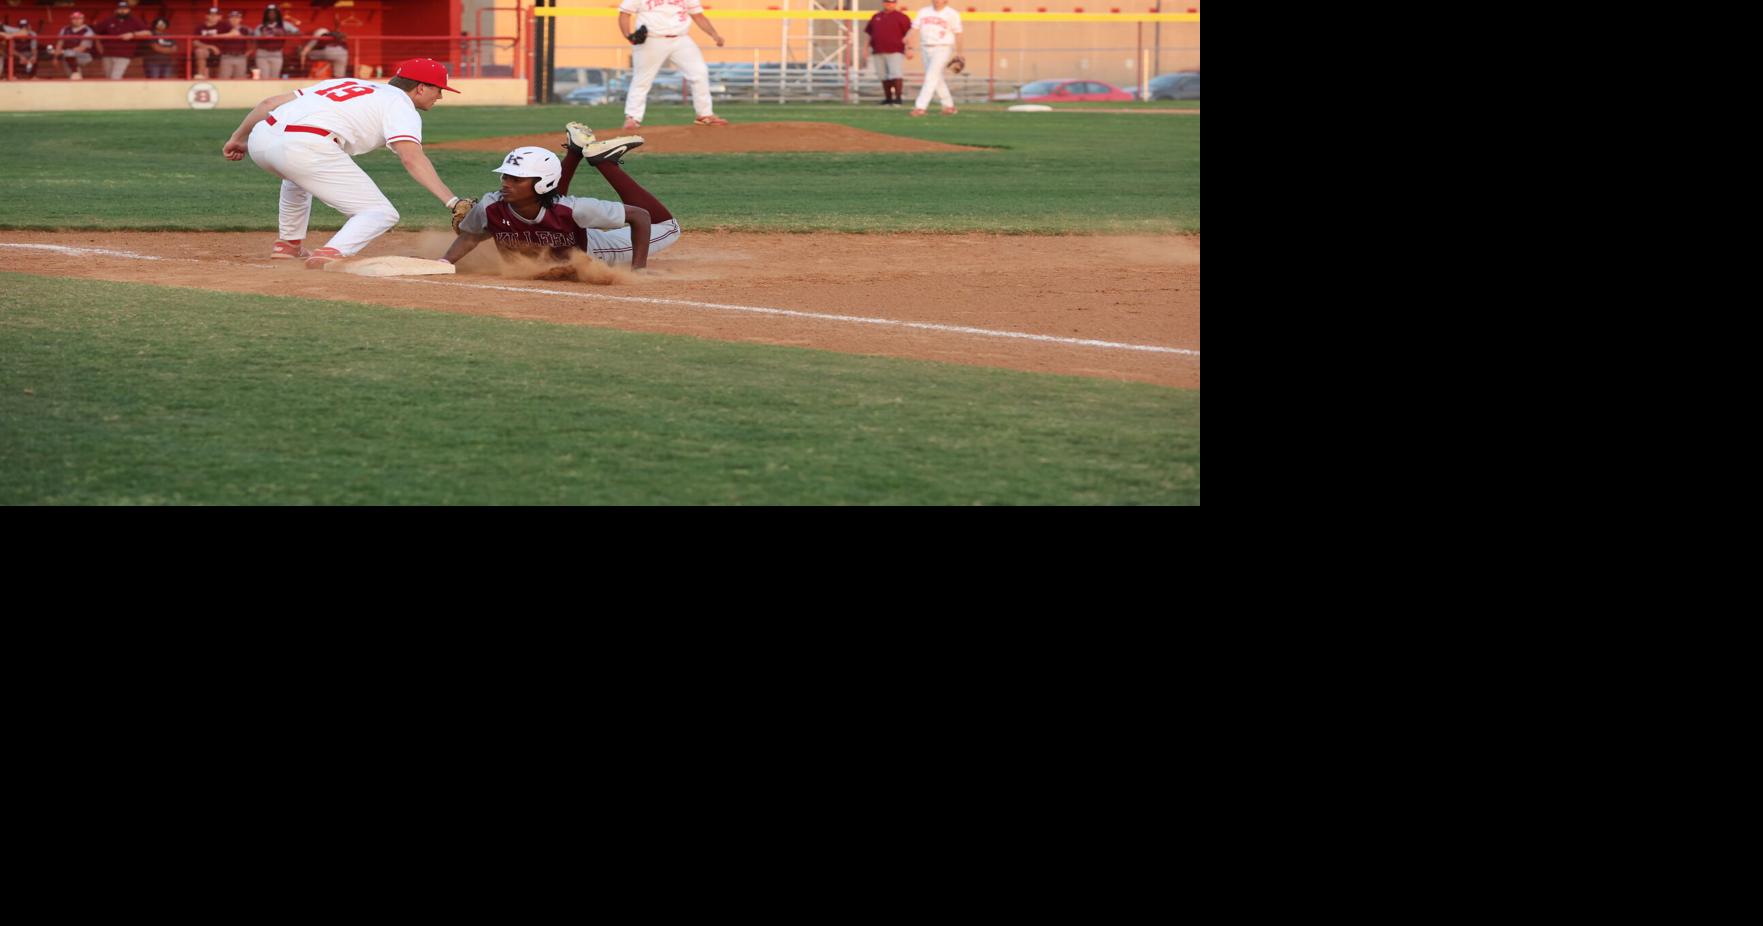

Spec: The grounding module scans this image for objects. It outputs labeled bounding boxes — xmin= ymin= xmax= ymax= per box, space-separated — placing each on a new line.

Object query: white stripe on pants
xmin=247 ymin=120 xmax=399 ymax=255
xmin=624 ymin=34 xmax=715 ymax=124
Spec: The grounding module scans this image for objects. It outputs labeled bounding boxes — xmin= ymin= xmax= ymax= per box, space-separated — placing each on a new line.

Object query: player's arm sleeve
xmin=617 ymin=0 xmax=641 ymax=12
xmin=564 ymin=196 xmax=628 ymax=230
xmin=458 ymin=193 xmax=498 ymax=235
xmin=686 ymin=0 xmax=706 ymax=13
xmin=383 ymin=106 xmax=423 ymax=147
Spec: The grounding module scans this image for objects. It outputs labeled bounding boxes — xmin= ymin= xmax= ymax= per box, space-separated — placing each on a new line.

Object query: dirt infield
xmin=431 ymin=121 xmax=987 ymax=155
xmin=2 ymin=230 xmax=1200 ymax=388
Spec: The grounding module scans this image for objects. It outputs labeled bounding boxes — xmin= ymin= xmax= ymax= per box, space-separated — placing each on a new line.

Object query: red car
xmin=1015 ymin=79 xmax=1135 ymax=103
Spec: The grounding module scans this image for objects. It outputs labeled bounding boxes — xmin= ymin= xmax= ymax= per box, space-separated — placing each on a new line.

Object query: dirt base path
xmin=1 ymin=230 xmax=1200 ymax=388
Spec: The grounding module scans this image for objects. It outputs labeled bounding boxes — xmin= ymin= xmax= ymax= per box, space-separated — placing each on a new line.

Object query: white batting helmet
xmin=493 ymin=146 xmax=562 ymax=194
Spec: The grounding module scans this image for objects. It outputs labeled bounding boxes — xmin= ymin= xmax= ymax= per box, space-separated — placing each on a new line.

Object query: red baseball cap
xmin=393 ymin=58 xmax=461 ymax=93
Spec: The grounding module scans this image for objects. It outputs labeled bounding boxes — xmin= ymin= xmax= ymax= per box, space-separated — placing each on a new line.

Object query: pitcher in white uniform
xmin=906 ymin=0 xmax=963 ymax=117
xmin=220 ymin=57 xmax=470 ymax=270
xmin=617 ymin=0 xmax=729 ymax=130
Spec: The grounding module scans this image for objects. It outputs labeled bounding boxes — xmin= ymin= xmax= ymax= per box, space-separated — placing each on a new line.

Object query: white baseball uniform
xmin=912 ymin=4 xmax=962 ymax=111
xmin=245 ymin=78 xmax=424 ymax=256
xmin=619 ymin=0 xmax=715 ymax=124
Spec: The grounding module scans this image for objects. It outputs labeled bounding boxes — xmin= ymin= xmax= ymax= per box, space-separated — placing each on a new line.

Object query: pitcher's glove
xmin=948 ymin=55 xmax=966 ymax=74
xmin=627 ymin=24 xmax=647 ymax=45
xmin=448 ymin=196 xmax=476 ymax=234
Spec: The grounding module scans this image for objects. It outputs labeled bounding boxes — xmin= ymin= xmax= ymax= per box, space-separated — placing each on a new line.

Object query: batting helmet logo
xmin=492 ymin=146 xmax=561 ymax=194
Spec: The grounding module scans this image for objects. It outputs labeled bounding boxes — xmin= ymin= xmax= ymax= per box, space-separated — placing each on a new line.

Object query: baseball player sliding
xmin=618 ymin=0 xmax=729 ymax=130
xmin=439 ymin=123 xmax=680 ymax=272
xmin=220 ymin=58 xmax=472 ymax=270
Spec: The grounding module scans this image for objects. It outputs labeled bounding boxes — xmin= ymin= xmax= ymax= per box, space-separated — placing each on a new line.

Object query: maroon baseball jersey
xmin=215 ymin=23 xmax=252 ymax=56
xmin=460 ymin=192 xmax=628 ymax=261
xmin=256 ymin=22 xmax=298 ymax=55
xmin=866 ymin=9 xmax=912 ymax=54
xmin=94 ymin=13 xmax=148 ymax=57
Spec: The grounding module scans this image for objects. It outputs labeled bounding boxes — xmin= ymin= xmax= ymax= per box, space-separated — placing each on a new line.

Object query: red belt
xmin=655 ymin=32 xmax=683 ymax=37
xmin=267 ymin=115 xmax=341 ymax=144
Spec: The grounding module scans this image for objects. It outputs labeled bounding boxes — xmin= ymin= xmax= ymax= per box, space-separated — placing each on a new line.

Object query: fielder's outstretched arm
xmin=390 ymin=140 xmax=462 ymax=208
xmin=221 ymin=91 xmax=298 ymax=160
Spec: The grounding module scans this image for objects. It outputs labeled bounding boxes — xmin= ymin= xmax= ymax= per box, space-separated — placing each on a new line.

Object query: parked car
xmin=1015 ymin=79 xmax=1136 ymax=103
xmin=563 ymin=84 xmax=612 ymax=105
xmin=553 ymin=66 xmax=614 ymax=94
xmin=605 ymin=70 xmax=731 ymax=102
xmin=1146 ymin=71 xmax=1200 ymax=101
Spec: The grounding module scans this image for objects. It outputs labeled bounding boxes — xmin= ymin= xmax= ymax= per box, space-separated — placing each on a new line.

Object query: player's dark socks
xmin=593 ymin=161 xmax=673 ymax=223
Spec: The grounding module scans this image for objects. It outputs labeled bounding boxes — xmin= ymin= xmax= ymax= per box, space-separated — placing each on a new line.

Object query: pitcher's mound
xmin=431 ymin=121 xmax=985 ymax=155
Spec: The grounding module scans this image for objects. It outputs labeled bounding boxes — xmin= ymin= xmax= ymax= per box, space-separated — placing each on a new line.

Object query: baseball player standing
xmin=905 ymin=0 xmax=963 ymax=116
xmin=866 ymin=0 xmax=913 ymax=106
xmin=94 ymin=2 xmax=148 ymax=81
xmin=221 ymin=58 xmax=471 ymax=270
xmin=617 ymin=0 xmax=729 ymax=130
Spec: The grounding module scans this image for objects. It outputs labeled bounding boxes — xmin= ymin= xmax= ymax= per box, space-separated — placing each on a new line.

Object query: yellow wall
xmin=464 ymin=2 xmax=1199 ymax=85
xmin=0 ymin=78 xmax=530 ymax=111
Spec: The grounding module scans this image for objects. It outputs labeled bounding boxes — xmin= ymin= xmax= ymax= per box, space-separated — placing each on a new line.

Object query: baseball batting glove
xmin=564 ymin=121 xmax=596 ymax=155
xmin=948 ymin=55 xmax=966 ymax=75
xmin=448 ymin=196 xmax=476 ymax=234
xmin=628 ymin=24 xmax=648 ymax=45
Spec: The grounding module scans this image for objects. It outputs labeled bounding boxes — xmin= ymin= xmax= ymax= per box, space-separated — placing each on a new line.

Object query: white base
xmin=334 ymin=256 xmax=457 ymax=277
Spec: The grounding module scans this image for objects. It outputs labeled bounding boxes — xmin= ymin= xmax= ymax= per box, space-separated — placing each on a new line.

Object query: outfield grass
xmin=0 ymin=273 xmax=1199 ymax=505
xmin=0 ymin=103 xmax=1198 ymax=234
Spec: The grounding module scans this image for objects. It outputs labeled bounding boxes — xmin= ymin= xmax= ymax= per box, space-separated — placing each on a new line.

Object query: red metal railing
xmin=3 ymin=34 xmax=522 ymax=82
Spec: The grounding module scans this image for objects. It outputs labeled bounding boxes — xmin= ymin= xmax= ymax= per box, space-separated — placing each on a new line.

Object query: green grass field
xmin=0 ymin=103 xmax=1198 ymax=234
xmin=1 ymin=274 xmax=1199 ymax=505
xmin=0 ymin=103 xmax=1198 ymax=505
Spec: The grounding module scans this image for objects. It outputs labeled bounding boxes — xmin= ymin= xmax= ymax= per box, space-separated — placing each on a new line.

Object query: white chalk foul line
xmin=397 ymin=277 xmax=1199 ymax=357
xmin=0 ymin=242 xmax=194 ymax=262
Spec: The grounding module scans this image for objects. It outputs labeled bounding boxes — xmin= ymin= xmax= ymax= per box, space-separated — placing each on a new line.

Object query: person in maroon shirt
xmin=213 ymin=10 xmax=252 ymax=79
xmin=94 ymin=1 xmax=149 ymax=80
xmin=253 ymin=5 xmax=300 ymax=80
xmin=865 ymin=0 xmax=913 ymax=105
xmin=192 ymin=7 xmax=225 ymax=79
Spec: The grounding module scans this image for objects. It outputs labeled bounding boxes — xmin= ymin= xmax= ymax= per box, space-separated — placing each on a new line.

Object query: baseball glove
xmin=948 ymin=55 xmax=965 ymax=74
xmin=628 ymin=24 xmax=647 ymax=45
xmin=449 ymin=197 xmax=476 ymax=234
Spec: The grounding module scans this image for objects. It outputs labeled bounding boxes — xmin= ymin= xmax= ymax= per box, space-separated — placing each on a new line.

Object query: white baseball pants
xmin=248 ymin=120 xmax=399 ymax=256
xmin=914 ymin=45 xmax=955 ymax=110
xmin=624 ymin=34 xmax=714 ymax=124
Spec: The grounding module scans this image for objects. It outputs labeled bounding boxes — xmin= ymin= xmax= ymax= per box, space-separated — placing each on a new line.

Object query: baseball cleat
xmin=271 ymin=239 xmax=310 ymax=260
xmin=942 ymin=107 xmax=959 ymax=115
xmin=693 ymin=114 xmax=729 ymax=126
xmin=909 ymin=108 xmax=926 ymax=117
xmin=621 ymin=116 xmax=642 ymax=131
xmin=582 ymin=135 xmax=644 ymax=164
xmin=564 ymin=121 xmax=596 ymax=151
xmin=303 ymin=247 xmax=345 ymax=270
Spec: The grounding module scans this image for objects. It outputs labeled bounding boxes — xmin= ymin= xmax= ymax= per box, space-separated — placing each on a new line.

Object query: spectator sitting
xmin=3 ymin=19 xmax=38 ymax=79
xmin=56 ymin=11 xmax=97 ymax=80
xmin=192 ymin=6 xmax=224 ymax=79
